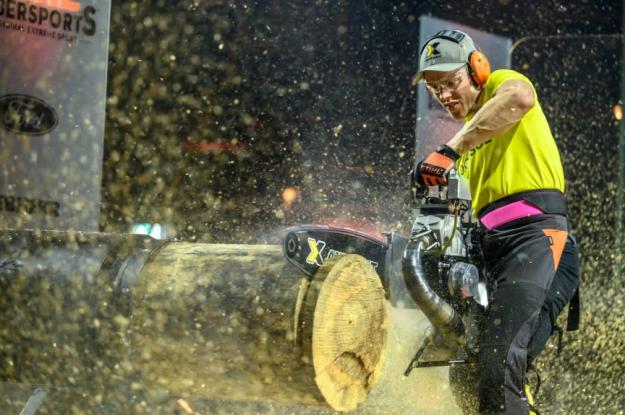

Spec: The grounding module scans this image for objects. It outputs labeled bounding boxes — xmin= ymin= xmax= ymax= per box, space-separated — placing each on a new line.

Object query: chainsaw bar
xmin=282 ymin=225 xmax=389 ymax=279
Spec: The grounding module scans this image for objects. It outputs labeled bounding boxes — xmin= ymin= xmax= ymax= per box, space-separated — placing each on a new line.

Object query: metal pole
xmin=19 ymin=388 xmax=47 ymax=415
xmin=617 ymin=3 xmax=625 ymax=286
xmin=509 ymin=33 xmax=621 ymax=59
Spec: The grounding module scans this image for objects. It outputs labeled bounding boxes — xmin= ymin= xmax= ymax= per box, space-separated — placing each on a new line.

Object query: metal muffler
xmin=402 ymin=237 xmax=465 ymax=347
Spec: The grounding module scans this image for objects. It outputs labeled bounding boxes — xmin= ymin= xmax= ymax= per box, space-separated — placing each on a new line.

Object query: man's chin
xmin=448 ymin=110 xmax=465 ymax=120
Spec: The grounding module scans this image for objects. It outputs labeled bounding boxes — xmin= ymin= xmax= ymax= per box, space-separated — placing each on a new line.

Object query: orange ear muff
xmin=468 ymin=50 xmax=491 ymax=87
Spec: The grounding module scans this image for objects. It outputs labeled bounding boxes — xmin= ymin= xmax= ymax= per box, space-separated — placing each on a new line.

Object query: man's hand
xmin=415 ymin=145 xmax=460 ymax=186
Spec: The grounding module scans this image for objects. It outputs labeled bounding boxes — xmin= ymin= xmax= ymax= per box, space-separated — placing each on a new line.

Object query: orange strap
xmin=542 ymin=229 xmax=568 ymax=270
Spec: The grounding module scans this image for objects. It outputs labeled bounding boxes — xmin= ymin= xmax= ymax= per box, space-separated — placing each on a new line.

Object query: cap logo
xmin=433 ymin=30 xmax=466 ymax=43
xmin=425 ymin=42 xmax=440 ymax=61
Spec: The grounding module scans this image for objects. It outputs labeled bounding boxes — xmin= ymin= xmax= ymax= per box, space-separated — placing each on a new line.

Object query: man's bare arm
xmin=446 ymin=79 xmax=535 ymax=155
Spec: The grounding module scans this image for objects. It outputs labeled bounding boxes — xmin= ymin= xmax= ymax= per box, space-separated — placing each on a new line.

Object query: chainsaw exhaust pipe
xmin=402 ymin=238 xmax=465 ymax=347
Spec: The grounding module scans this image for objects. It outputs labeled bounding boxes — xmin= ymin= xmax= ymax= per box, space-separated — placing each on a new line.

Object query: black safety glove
xmin=409 ymin=167 xmax=426 ymax=198
xmin=414 ymin=145 xmax=460 ymax=187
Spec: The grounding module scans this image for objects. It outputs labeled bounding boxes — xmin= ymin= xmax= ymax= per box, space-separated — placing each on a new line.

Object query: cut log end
xmin=310 ymin=254 xmax=388 ymax=412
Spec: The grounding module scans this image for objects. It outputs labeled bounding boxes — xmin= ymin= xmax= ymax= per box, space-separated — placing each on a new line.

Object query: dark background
xmin=102 ymin=1 xmax=624 ymax=412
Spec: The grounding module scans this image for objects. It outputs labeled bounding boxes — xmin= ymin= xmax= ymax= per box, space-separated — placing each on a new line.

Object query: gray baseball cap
xmin=412 ymin=30 xmax=476 ymax=85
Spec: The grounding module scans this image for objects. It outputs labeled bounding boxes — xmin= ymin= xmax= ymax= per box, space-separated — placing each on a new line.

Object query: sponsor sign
xmin=0 ymin=0 xmax=111 ymax=230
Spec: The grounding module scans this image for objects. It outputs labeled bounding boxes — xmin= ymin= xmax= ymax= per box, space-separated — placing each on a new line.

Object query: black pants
xmin=527 ymin=235 xmax=579 ymax=364
xmin=476 ymin=214 xmax=578 ymax=414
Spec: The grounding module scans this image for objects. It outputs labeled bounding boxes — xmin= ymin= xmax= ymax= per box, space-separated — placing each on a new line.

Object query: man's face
xmin=423 ymin=67 xmax=481 ymax=119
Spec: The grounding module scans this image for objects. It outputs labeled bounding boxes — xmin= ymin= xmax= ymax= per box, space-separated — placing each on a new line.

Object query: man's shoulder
xmin=487 ymin=69 xmax=533 ymax=86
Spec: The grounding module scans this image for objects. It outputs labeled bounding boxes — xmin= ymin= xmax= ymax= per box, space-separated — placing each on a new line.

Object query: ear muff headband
xmin=419 ymin=30 xmax=491 ymax=87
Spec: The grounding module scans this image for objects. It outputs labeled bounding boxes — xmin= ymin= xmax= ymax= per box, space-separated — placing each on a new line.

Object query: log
xmin=130 ymin=246 xmax=387 ymax=412
xmin=0 ymin=230 xmax=462 ymax=414
xmin=301 ymin=254 xmax=387 ymax=411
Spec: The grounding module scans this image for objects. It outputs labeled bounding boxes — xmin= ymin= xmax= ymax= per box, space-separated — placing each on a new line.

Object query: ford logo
xmin=0 ymin=94 xmax=58 ymax=136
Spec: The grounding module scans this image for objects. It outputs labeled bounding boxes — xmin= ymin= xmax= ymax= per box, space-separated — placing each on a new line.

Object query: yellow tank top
xmin=457 ymin=69 xmax=565 ymax=215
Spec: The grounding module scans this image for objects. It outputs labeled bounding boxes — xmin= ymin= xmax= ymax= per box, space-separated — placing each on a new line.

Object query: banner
xmin=0 ymin=0 xmax=111 ymax=231
xmin=415 ymin=16 xmax=512 ymax=162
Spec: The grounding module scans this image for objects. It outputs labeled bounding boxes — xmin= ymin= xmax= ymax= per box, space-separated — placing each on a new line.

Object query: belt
xmin=480 ymin=200 xmax=543 ymax=229
xmin=478 ymin=190 xmax=567 ymax=230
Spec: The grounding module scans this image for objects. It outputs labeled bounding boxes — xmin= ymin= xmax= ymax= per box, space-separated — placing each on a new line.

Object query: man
xmin=412 ymin=30 xmax=580 ymax=414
